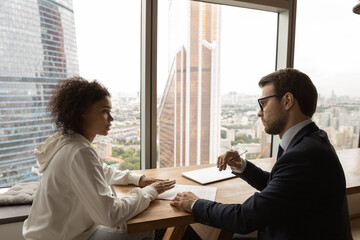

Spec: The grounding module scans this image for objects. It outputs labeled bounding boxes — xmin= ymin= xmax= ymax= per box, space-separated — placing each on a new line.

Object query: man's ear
xmin=283 ymin=92 xmax=294 ymax=111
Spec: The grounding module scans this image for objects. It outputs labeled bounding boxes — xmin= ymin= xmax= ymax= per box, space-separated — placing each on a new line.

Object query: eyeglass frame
xmin=257 ymin=93 xmax=286 ymax=111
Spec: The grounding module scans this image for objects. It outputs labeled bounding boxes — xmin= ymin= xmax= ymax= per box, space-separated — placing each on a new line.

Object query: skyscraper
xmin=158 ymin=2 xmax=220 ymax=167
xmin=0 ymin=0 xmax=79 ymax=187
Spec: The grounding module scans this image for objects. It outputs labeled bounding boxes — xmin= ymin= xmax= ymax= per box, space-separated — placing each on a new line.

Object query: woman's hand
xmin=139 ymin=176 xmax=164 ymax=188
xmin=150 ymin=180 xmax=176 ymax=194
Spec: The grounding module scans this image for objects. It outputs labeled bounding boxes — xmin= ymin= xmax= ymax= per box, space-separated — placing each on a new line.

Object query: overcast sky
xmin=72 ymin=0 xmax=360 ymax=98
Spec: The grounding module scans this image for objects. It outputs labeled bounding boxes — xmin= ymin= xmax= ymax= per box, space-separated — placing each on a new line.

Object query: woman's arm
xmin=102 ymin=162 xmax=143 ymax=186
xmin=71 ymin=147 xmax=157 ymax=228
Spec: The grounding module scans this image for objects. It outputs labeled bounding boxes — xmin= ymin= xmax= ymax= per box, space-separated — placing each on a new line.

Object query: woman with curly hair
xmin=23 ymin=76 xmax=175 ymax=240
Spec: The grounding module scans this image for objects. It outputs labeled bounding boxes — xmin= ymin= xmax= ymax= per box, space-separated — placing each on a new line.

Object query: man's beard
xmin=264 ymin=117 xmax=286 ymax=135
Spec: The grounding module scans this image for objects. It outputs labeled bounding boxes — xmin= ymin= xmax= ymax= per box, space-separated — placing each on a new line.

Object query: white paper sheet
xmin=157 ymin=184 xmax=217 ymax=201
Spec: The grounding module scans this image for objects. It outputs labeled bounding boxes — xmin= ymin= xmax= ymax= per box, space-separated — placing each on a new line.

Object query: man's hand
xmin=217 ymin=150 xmax=243 ymax=171
xmin=170 ymin=192 xmax=199 ymax=213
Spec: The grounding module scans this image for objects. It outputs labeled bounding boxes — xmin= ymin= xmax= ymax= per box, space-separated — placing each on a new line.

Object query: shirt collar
xmin=280 ymin=119 xmax=313 ymax=152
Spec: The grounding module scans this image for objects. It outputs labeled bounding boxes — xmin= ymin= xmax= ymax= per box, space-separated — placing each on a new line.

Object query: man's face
xmin=257 ymin=84 xmax=287 ymax=135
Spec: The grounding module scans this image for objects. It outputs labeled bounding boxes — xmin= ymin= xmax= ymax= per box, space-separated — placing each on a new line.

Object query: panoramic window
xmin=157 ymin=0 xmax=278 ymax=168
xmin=73 ymin=0 xmax=141 ymax=170
xmin=1 ymin=0 xmax=293 ymax=188
xmin=294 ymin=0 xmax=360 ymax=149
xmin=0 ymin=0 xmax=141 ymax=188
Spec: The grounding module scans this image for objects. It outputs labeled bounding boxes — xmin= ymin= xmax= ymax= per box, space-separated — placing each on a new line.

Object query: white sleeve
xmin=102 ymin=162 xmax=144 ymax=186
xmin=70 ymin=147 xmax=158 ymax=228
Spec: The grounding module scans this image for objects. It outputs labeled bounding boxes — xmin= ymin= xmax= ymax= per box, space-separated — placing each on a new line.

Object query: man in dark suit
xmin=170 ymin=68 xmax=353 ymax=239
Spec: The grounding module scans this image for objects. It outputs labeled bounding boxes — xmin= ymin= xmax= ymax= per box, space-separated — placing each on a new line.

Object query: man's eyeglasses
xmin=257 ymin=93 xmax=285 ymax=111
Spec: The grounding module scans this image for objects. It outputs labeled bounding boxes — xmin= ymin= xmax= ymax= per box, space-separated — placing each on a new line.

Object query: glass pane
xmin=0 ymin=0 xmax=78 ymax=187
xmin=157 ymin=0 xmax=277 ymax=168
xmin=0 ymin=0 xmax=141 ymax=188
xmin=294 ymin=0 xmax=360 ymax=149
xmin=73 ymin=0 xmax=141 ymax=170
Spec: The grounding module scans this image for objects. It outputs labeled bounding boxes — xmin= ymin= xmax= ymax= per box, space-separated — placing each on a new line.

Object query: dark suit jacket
xmin=192 ymin=122 xmax=353 ymax=239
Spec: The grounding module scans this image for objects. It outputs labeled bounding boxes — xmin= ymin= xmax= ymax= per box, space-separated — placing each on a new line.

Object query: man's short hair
xmin=258 ymin=68 xmax=318 ymax=117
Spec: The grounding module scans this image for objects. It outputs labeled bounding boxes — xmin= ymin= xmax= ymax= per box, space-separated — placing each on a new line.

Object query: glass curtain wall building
xmin=0 ymin=0 xmax=78 ymax=187
xmin=158 ymin=2 xmax=221 ymax=167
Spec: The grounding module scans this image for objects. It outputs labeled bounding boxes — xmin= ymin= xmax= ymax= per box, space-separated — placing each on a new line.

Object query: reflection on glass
xmin=157 ymin=0 xmax=277 ymax=168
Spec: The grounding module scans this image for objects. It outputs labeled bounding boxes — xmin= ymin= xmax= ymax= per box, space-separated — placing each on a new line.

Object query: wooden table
xmin=336 ymin=148 xmax=360 ymax=195
xmin=113 ymin=148 xmax=360 ymax=240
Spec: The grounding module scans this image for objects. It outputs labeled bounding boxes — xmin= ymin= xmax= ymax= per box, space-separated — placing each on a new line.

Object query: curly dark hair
xmin=49 ymin=76 xmax=111 ymax=134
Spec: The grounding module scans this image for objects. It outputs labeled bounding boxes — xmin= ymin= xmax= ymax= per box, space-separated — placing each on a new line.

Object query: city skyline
xmin=1 ymin=0 xmax=359 ymax=188
xmin=72 ymin=0 xmax=360 ymax=98
xmin=106 ymin=91 xmax=360 ymax=163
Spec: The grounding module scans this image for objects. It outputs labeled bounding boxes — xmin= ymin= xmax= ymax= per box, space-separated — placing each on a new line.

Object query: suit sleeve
xmin=70 ymin=147 xmax=158 ymax=229
xmin=193 ymin=153 xmax=314 ymax=234
xmin=232 ymin=160 xmax=270 ymax=191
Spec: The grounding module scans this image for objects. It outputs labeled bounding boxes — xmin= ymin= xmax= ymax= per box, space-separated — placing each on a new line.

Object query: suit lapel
xmin=268 ymin=122 xmax=319 ymax=182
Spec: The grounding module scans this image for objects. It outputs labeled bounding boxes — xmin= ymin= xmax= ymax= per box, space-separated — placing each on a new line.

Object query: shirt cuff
xmin=142 ymin=185 xmax=158 ymax=201
xmin=231 ymin=158 xmax=247 ymax=173
xmin=191 ymin=199 xmax=198 ymax=210
xmin=128 ymin=173 xmax=145 ymax=186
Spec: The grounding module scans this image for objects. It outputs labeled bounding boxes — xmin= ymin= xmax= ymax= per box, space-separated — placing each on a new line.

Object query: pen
xmin=219 ymin=150 xmax=248 ymax=168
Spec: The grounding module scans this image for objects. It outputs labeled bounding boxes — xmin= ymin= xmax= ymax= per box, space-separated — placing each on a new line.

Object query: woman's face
xmin=82 ymin=96 xmax=113 ymax=142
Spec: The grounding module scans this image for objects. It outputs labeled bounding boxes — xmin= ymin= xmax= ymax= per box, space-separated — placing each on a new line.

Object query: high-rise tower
xmin=0 ymin=0 xmax=79 ymax=187
xmin=158 ymin=2 xmax=220 ymax=167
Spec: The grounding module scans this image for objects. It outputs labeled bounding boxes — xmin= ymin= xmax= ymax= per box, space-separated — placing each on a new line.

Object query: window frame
xmin=140 ymin=0 xmax=297 ymax=169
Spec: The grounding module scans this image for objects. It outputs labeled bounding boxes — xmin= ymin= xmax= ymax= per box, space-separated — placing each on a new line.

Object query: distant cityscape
xmin=1 ymin=0 xmax=359 ymax=188
xmin=94 ymin=91 xmax=360 ymax=169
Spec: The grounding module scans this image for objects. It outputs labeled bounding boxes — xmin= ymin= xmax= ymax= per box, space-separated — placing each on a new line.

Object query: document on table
xmin=157 ymin=184 xmax=217 ymax=201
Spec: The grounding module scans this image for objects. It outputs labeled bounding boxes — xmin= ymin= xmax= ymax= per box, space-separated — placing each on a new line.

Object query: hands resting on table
xmin=139 ymin=176 xmax=176 ymax=194
xmin=171 ymin=150 xmax=242 ymax=212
